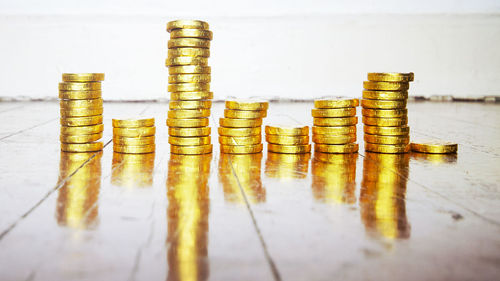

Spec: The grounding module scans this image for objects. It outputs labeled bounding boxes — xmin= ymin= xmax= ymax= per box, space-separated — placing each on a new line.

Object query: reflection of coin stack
xmin=312 ymin=153 xmax=357 ymax=204
xmin=265 ymin=152 xmax=310 ymax=180
xmin=166 ymin=20 xmax=213 ymax=155
xmin=362 ymin=73 xmax=414 ymax=154
xmin=112 ymin=118 xmax=156 ymax=154
xmin=218 ymin=100 xmax=268 ymax=154
xmin=111 ymin=153 xmax=155 ymax=188
xmin=265 ymin=126 xmax=311 ymax=154
xmin=311 ymin=99 xmax=359 ymax=154
xmin=59 ymin=73 xmax=104 ymax=152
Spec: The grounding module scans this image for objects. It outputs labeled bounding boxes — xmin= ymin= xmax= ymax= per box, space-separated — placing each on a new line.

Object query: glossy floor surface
xmin=0 ymin=101 xmax=499 ymax=281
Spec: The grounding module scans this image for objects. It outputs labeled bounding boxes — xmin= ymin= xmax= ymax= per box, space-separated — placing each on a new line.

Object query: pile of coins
xmin=265 ymin=126 xmax=311 ymax=154
xmin=218 ymin=99 xmax=268 ymax=154
xmin=112 ymin=118 xmax=156 ymax=154
xmin=166 ymin=20 xmax=213 ymax=155
xmin=311 ymin=98 xmax=359 ymax=153
xmin=59 ymin=73 xmax=104 ymax=152
xmin=362 ymin=73 xmax=413 ymax=153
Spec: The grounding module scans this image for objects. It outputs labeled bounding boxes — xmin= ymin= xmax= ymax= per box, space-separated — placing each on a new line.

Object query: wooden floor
xmin=0 ymin=101 xmax=499 ymax=281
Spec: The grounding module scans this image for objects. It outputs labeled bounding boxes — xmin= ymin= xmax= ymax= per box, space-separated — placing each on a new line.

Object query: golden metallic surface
xmin=113 ymin=126 xmax=156 ymax=137
xmin=313 ymin=117 xmax=358 ymax=127
xmin=168 ymin=48 xmax=210 ymax=57
xmin=362 ymin=108 xmax=408 ymax=118
xmin=266 ymin=134 xmax=309 ymax=145
xmin=60 ymin=108 xmax=103 ymax=117
xmin=60 ymin=124 xmax=104 ymax=135
xmin=166 ymin=118 xmax=209 ymax=127
xmin=167 ymin=109 xmax=210 ymax=119
xmin=165 ymin=56 xmax=209 ymax=67
xmin=362 ymin=116 xmax=408 ymax=127
xmin=170 ymin=144 xmax=213 ymax=155
xmin=367 ymin=72 xmax=414 ymax=82
xmin=225 ymin=99 xmax=269 ymax=111
xmin=265 ymin=125 xmax=309 ymax=136
xmin=312 ymin=133 xmax=356 ymax=144
xmin=169 ymin=127 xmax=211 ymax=137
xmin=60 ymin=98 xmax=103 ymax=109
xmin=265 ymin=152 xmax=310 ymax=179
xmin=361 ymin=99 xmax=407 ymax=109
xmin=410 ymin=141 xmax=458 ymax=154
xmin=218 ymin=127 xmax=261 ymax=137
xmin=311 ymin=108 xmax=357 ymax=118
xmin=364 ymin=134 xmax=410 ymax=145
xmin=113 ymin=135 xmax=155 ymax=146
xmin=169 ymin=100 xmax=212 ymax=110
xmin=267 ymin=143 xmax=311 ymax=154
xmin=220 ymin=143 xmax=263 ymax=154
xmin=224 ymin=109 xmax=267 ymax=119
xmin=168 ymin=65 xmax=211 ymax=75
xmin=60 ymin=132 xmax=102 ymax=143
xmin=219 ymin=117 xmax=262 ymax=128
xmin=411 ymin=151 xmax=458 ymax=164
xmin=61 ymin=142 xmax=103 ymax=152
xmin=365 ymin=143 xmax=411 ymax=154
xmin=168 ymin=83 xmax=210 ymax=92
xmin=170 ymin=29 xmax=213 ymax=40
xmin=111 ymin=152 xmax=155 ymax=188
xmin=363 ymin=81 xmax=410 ymax=91
xmin=314 ymin=98 xmax=359 ymax=108
xmin=114 ymin=144 xmax=156 ymax=154
xmin=169 ymin=136 xmax=211 ymax=146
xmin=60 ymin=115 xmax=102 ymax=127
xmin=364 ymin=125 xmax=410 ymax=136
xmin=112 ymin=118 xmax=155 ymax=128
xmin=170 ymin=91 xmax=213 ymax=100
xmin=362 ymin=90 xmax=408 ymax=100
xmin=168 ymin=74 xmax=211 ymax=83
xmin=62 ymin=73 xmax=105 ymax=82
xmin=59 ymin=82 xmax=101 ymax=91
xmin=168 ymin=38 xmax=210 ymax=49
xmin=218 ymin=135 xmax=262 ymax=145
xmin=314 ymin=143 xmax=359 ymax=154
xmin=312 ymin=125 xmax=356 ymax=135
xmin=166 ymin=20 xmax=209 ymax=32
xmin=59 ymin=90 xmax=101 ymax=100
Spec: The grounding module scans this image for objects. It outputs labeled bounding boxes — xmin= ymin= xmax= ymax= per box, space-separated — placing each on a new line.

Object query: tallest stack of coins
xmin=166 ymin=20 xmax=213 ymax=155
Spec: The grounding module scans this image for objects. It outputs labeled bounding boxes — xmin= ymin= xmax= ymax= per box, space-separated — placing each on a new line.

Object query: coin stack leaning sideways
xmin=59 ymin=73 xmax=105 ymax=152
xmin=265 ymin=126 xmax=311 ymax=154
xmin=219 ymin=99 xmax=269 ymax=154
xmin=311 ymin=98 xmax=359 ymax=154
xmin=362 ymin=72 xmax=414 ymax=154
xmin=112 ymin=118 xmax=156 ymax=154
xmin=166 ymin=20 xmax=213 ymax=155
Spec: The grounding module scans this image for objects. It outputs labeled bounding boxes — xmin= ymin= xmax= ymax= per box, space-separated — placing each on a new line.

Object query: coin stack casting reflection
xmin=112 ymin=118 xmax=156 ymax=154
xmin=265 ymin=126 xmax=311 ymax=154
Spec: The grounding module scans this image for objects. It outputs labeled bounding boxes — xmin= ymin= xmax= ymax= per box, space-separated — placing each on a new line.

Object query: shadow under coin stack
xmin=311 ymin=99 xmax=359 ymax=154
xmin=219 ymin=100 xmax=268 ymax=154
xmin=59 ymin=73 xmax=104 ymax=152
xmin=265 ymin=126 xmax=311 ymax=154
xmin=112 ymin=118 xmax=156 ymax=154
xmin=362 ymin=73 xmax=413 ymax=154
xmin=166 ymin=20 xmax=213 ymax=155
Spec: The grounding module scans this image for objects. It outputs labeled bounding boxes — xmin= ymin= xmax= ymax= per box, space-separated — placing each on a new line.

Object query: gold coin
xmin=59 ymin=90 xmax=101 ymax=100
xmin=170 ymin=144 xmax=213 ymax=155
xmin=365 ymin=143 xmax=410 ymax=154
xmin=265 ymin=125 xmax=309 ymax=136
xmin=61 ymin=124 xmax=104 ymax=135
xmin=168 ymin=48 xmax=210 ymax=57
xmin=113 ymin=135 xmax=155 ymax=146
xmin=170 ymin=29 xmax=213 ymax=40
xmin=60 ymin=132 xmax=102 ymax=143
xmin=312 ymin=134 xmax=356 ymax=144
xmin=314 ymin=98 xmax=359 ymax=108
xmin=60 ymin=108 xmax=103 ymax=117
xmin=362 ymin=108 xmax=407 ymax=118
xmin=170 ymin=91 xmax=213 ymax=100
xmin=362 ymin=90 xmax=408 ymax=100
xmin=225 ymin=99 xmax=269 ymax=111
xmin=166 ymin=117 xmax=209 ymax=127
xmin=169 ymin=127 xmax=211 ymax=137
xmin=410 ymin=141 xmax=458 ymax=154
xmin=219 ymin=135 xmax=262 ymax=145
xmin=266 ymin=135 xmax=309 ymax=145
xmin=165 ymin=56 xmax=209 ymax=66
xmin=221 ymin=144 xmax=263 ymax=154
xmin=363 ymin=81 xmax=409 ymax=91
xmin=224 ymin=109 xmax=266 ymax=119
xmin=218 ymin=127 xmax=261 ymax=137
xmin=314 ymin=143 xmax=359 ymax=154
xmin=168 ymin=74 xmax=211 ymax=83
xmin=114 ymin=144 xmax=155 ymax=154
xmin=313 ymin=117 xmax=357 ymax=127
xmin=60 ymin=98 xmax=103 ymax=109
xmin=361 ymin=99 xmax=407 ymax=109
xmin=169 ymin=100 xmax=212 ymax=109
xmin=267 ymin=143 xmax=311 ymax=154
xmin=168 ymin=83 xmax=210 ymax=92
xmin=311 ymin=108 xmax=357 ymax=118
xmin=61 ymin=142 xmax=103 ymax=152
xmin=367 ymin=72 xmax=414 ymax=82
xmin=168 ymin=65 xmax=211 ymax=74
xmin=112 ymin=118 xmax=155 ymax=128
xmin=166 ymin=20 xmax=209 ymax=32
xmin=167 ymin=109 xmax=210 ymax=118
xmin=60 ymin=115 xmax=102 ymax=127
xmin=364 ymin=134 xmax=409 ymax=145
xmin=312 ymin=126 xmax=356 ymax=135
xmin=364 ymin=125 xmax=409 ymax=136
xmin=219 ymin=117 xmax=262 ymax=128
xmin=362 ymin=116 xmax=407 ymax=127
xmin=62 ymin=73 xmax=105 ymax=82
xmin=168 ymin=38 xmax=210 ymax=48
xmin=169 ymin=136 xmax=211 ymax=146
xmin=113 ymin=127 xmax=156 ymax=137
xmin=59 ymin=82 xmax=101 ymax=91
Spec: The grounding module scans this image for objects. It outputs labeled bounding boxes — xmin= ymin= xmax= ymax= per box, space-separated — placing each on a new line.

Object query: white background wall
xmin=1 ymin=0 xmax=500 ymax=100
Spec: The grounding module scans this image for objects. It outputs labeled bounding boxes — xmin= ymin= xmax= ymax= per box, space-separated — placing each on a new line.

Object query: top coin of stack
xmin=265 ymin=125 xmax=311 ymax=154
xmin=59 ymin=73 xmax=105 ymax=152
xmin=112 ymin=118 xmax=156 ymax=154
xmin=218 ymin=99 xmax=269 ymax=154
xmin=311 ymin=98 xmax=359 ymax=154
xmin=166 ymin=20 xmax=213 ymax=155
xmin=362 ymin=72 xmax=414 ymax=154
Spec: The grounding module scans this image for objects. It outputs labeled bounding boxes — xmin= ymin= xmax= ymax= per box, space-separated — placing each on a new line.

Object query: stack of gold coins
xmin=218 ymin=99 xmax=268 ymax=154
xmin=59 ymin=73 xmax=104 ymax=152
xmin=166 ymin=20 xmax=213 ymax=155
xmin=112 ymin=118 xmax=156 ymax=154
xmin=265 ymin=126 xmax=311 ymax=154
xmin=362 ymin=73 xmax=414 ymax=154
xmin=311 ymin=98 xmax=359 ymax=154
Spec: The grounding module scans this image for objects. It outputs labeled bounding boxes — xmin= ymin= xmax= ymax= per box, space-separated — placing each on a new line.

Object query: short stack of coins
xmin=166 ymin=20 xmax=213 ymax=155
xmin=59 ymin=73 xmax=104 ymax=152
xmin=218 ymin=99 xmax=269 ymax=154
xmin=112 ymin=118 xmax=156 ymax=154
xmin=311 ymin=98 xmax=359 ymax=154
xmin=362 ymin=73 xmax=414 ymax=154
xmin=265 ymin=126 xmax=311 ymax=154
